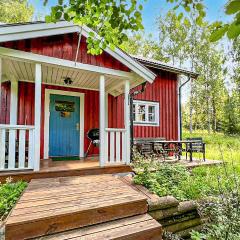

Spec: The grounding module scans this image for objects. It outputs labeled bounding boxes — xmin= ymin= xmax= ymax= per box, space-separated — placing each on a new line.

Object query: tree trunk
xmin=212 ymin=98 xmax=217 ymax=132
xmin=189 ymin=79 xmax=193 ymax=134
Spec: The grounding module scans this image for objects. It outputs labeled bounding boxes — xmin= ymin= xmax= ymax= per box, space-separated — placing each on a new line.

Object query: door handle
xmin=76 ymin=123 xmax=80 ymax=131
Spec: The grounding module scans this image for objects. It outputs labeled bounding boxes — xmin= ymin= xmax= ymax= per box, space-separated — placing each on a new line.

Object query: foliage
xmin=167 ymin=0 xmax=240 ymax=42
xmin=0 ymin=0 xmax=34 ymax=23
xmin=182 ymin=129 xmax=240 ymax=162
xmin=133 ymin=160 xmax=191 ymax=201
xmin=190 ymin=164 xmax=240 ymax=240
xmin=44 ymin=0 xmax=144 ymax=55
xmin=133 ymin=129 xmax=240 ymax=202
xmin=123 ymin=10 xmax=229 ymax=134
xmin=0 ymin=179 xmax=27 ymax=220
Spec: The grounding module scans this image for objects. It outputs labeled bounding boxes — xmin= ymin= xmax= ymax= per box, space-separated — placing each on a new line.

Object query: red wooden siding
xmin=109 ymin=70 xmax=179 ymax=140
xmin=0 ymin=34 xmax=130 ymax=72
xmin=0 ymin=81 xmax=10 ymax=124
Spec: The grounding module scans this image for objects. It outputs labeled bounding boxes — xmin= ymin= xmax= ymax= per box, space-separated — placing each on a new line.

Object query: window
xmin=133 ymin=100 xmax=159 ymax=126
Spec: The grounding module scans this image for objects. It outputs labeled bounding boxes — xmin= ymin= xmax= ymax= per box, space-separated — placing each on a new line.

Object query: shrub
xmin=0 ymin=178 xmax=27 ymax=220
xmin=190 ymin=164 xmax=240 ymax=240
xmin=133 ymin=156 xmax=191 ymax=201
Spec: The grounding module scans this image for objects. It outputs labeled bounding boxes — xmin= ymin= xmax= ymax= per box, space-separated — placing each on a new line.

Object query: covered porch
xmin=0 ymin=46 xmax=154 ymax=172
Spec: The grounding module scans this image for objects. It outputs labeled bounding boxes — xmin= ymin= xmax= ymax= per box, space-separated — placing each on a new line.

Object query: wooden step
xmin=5 ymin=175 xmax=148 ymax=240
xmin=33 ymin=214 xmax=162 ymax=240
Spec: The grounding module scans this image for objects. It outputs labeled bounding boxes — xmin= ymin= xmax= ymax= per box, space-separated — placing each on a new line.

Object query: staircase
xmin=5 ymin=175 xmax=162 ymax=240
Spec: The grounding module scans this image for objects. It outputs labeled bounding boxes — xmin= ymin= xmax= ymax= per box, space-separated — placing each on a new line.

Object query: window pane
xmin=149 ymin=106 xmax=155 ymax=114
xmin=138 ymin=105 xmax=146 ymax=121
xmin=148 ymin=105 xmax=155 ymax=122
xmin=133 ymin=104 xmax=136 ymax=121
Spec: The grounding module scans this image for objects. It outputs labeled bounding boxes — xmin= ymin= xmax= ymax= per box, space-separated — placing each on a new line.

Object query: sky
xmin=29 ymin=0 xmax=230 ymax=102
xmin=30 ymin=0 xmax=229 ymax=35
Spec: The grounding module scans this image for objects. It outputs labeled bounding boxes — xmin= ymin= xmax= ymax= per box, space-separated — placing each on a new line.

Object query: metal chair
xmin=185 ymin=137 xmax=206 ymax=161
xmin=85 ymin=128 xmax=100 ymax=158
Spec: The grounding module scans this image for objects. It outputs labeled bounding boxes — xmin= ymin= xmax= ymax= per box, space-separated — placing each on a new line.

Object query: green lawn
xmin=183 ymin=130 xmax=240 ymax=164
xmin=133 ymin=130 xmax=240 ymax=201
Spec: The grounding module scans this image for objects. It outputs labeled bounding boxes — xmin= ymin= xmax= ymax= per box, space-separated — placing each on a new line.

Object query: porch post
xmin=10 ymin=79 xmax=18 ymax=125
xmin=0 ymin=58 xmax=2 ymax=122
xmin=99 ymin=75 xmax=105 ymax=167
xmin=34 ymin=63 xmax=42 ymax=171
xmin=124 ymin=80 xmax=130 ymax=164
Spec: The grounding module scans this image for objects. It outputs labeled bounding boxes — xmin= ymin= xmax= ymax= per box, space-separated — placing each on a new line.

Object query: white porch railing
xmin=0 ymin=125 xmax=35 ymax=171
xmin=105 ymin=128 xmax=127 ymax=164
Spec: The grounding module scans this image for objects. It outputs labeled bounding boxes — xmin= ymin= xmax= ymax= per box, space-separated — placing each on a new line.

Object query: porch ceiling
xmin=1 ymin=57 xmax=142 ymax=96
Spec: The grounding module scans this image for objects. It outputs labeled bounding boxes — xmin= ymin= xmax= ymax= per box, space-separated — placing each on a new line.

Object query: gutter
xmin=178 ymin=75 xmax=191 ymax=140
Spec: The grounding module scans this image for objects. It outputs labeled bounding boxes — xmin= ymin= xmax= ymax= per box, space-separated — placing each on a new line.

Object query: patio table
xmin=148 ymin=140 xmax=203 ymax=162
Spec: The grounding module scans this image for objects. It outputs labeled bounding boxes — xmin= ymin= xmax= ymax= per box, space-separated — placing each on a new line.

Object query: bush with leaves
xmin=133 ymin=153 xmax=191 ymax=201
xmin=0 ymin=178 xmax=27 ymax=220
xmin=190 ymin=164 xmax=240 ymax=240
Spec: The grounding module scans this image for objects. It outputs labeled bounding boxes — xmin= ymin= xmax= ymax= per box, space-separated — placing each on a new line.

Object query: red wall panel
xmin=109 ymin=70 xmax=179 ymax=141
xmin=0 ymin=81 xmax=10 ymax=124
xmin=1 ymin=34 xmax=130 ymax=72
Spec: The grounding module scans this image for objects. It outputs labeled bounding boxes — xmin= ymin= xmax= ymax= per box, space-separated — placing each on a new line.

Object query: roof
xmin=0 ymin=21 xmax=156 ymax=83
xmin=0 ymin=21 xmax=198 ymax=79
xmin=132 ymin=55 xmax=199 ymax=78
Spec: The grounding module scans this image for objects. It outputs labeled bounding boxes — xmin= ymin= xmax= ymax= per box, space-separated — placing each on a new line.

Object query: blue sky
xmin=30 ymin=0 xmax=228 ymax=37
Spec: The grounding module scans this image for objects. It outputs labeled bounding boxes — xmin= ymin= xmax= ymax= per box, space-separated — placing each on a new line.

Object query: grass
xmin=133 ymin=130 xmax=240 ymax=201
xmin=0 ymin=179 xmax=27 ymax=221
xmin=183 ymin=129 xmax=240 ymax=164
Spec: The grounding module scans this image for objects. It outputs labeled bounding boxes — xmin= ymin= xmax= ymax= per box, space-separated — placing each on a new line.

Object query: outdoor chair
xmin=185 ymin=137 xmax=206 ymax=161
xmin=85 ymin=128 xmax=100 ymax=158
xmin=138 ymin=142 xmax=154 ymax=157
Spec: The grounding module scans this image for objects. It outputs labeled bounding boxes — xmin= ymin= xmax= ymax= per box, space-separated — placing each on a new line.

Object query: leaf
xmin=210 ymin=25 xmax=229 ymax=42
xmin=227 ymin=22 xmax=240 ymax=39
xmin=225 ymin=0 xmax=240 ymax=15
xmin=55 ymin=11 xmax=62 ymax=20
xmin=45 ymin=15 xmax=52 ymax=23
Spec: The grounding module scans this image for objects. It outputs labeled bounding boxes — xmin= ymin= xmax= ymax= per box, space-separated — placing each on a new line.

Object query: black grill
xmin=85 ymin=128 xmax=100 ymax=157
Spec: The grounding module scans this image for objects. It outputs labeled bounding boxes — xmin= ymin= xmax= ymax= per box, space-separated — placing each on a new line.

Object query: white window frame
xmin=133 ymin=100 xmax=160 ymax=126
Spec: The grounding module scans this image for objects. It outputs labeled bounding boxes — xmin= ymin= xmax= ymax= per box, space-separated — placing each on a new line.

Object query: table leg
xmin=190 ymin=142 xmax=193 ymax=162
xmin=178 ymin=143 xmax=181 ymax=161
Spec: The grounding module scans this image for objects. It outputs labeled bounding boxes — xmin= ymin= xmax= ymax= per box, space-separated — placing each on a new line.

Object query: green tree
xmin=0 ymin=0 xmax=34 ymax=23
xmin=44 ymin=0 xmax=144 ymax=55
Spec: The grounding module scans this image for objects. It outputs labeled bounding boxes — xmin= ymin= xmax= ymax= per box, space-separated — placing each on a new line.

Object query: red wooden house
xmin=0 ymin=21 xmax=196 ymax=173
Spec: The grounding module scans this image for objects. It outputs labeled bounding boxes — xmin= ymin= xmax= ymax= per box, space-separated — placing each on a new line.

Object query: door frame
xmin=44 ymin=89 xmax=85 ymax=159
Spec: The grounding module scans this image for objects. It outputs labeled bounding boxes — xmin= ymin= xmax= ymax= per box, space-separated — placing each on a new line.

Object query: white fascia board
xmin=0 ymin=47 xmax=133 ymax=79
xmin=0 ymin=21 xmax=156 ymax=83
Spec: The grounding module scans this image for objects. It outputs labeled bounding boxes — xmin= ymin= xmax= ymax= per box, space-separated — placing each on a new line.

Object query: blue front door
xmin=49 ymin=94 xmax=80 ymax=157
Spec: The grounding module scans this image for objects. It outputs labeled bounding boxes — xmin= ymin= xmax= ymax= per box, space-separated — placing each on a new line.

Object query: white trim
xmin=34 ymin=64 xmax=42 ymax=171
xmin=133 ymin=100 xmax=160 ymax=126
xmin=44 ymin=89 xmax=85 ymax=159
xmin=99 ymin=75 xmax=105 ymax=167
xmin=0 ymin=47 xmax=134 ymax=79
xmin=10 ymin=79 xmax=18 ymax=124
xmin=0 ymin=21 xmax=156 ymax=83
xmin=124 ymin=80 xmax=130 ymax=164
xmin=0 ymin=124 xmax=34 ymax=129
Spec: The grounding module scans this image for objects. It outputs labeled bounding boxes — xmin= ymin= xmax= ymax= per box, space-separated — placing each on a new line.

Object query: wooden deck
xmin=5 ymin=174 xmax=162 ymax=240
xmin=33 ymin=214 xmax=162 ymax=240
xmin=0 ymin=158 xmax=132 ymax=182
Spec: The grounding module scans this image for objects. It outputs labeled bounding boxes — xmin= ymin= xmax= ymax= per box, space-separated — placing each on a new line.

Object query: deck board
xmin=33 ymin=214 xmax=162 ymax=240
xmin=5 ymin=175 xmax=149 ymax=240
